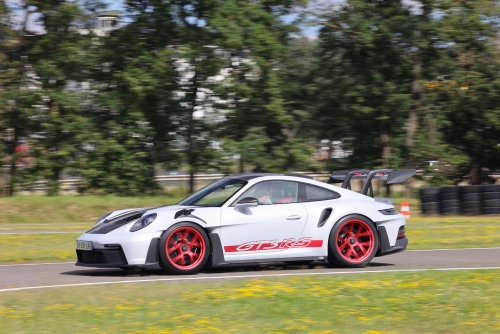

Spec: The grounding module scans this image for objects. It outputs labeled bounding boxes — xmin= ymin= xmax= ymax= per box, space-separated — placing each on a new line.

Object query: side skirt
xmin=218 ymin=256 xmax=327 ymax=265
xmin=208 ymin=233 xmax=327 ymax=266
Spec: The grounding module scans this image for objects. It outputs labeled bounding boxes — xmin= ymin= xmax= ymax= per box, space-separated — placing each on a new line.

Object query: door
xmin=220 ymin=180 xmax=308 ymax=261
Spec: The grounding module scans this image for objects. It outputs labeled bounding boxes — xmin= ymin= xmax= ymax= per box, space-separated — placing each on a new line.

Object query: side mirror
xmin=235 ymin=197 xmax=259 ymax=208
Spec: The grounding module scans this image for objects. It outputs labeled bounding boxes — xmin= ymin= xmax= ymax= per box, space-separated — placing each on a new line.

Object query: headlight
xmin=94 ymin=212 xmax=112 ymax=226
xmin=379 ymin=208 xmax=398 ymax=215
xmin=130 ymin=213 xmax=157 ymax=232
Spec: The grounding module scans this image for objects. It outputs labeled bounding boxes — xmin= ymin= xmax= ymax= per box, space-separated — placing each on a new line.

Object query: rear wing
xmin=327 ymin=169 xmax=416 ymax=197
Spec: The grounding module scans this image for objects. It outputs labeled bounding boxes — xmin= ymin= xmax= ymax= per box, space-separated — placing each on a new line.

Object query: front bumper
xmin=75 ymin=231 xmax=162 ymax=268
xmin=76 ymin=248 xmax=128 ymax=267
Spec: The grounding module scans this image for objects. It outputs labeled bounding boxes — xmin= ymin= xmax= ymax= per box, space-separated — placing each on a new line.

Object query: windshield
xmin=177 ymin=178 xmax=247 ymax=207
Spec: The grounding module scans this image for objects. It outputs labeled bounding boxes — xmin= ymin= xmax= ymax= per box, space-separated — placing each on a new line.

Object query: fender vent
xmin=317 ymin=208 xmax=332 ymax=227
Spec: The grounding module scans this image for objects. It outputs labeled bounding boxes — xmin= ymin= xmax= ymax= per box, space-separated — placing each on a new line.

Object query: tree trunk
xmin=239 ymin=154 xmax=244 ymax=174
xmin=380 ymin=121 xmax=391 ymax=169
xmin=380 ymin=122 xmax=392 ymax=197
xmin=7 ymin=124 xmax=18 ymax=197
xmin=46 ymin=166 xmax=61 ymax=196
xmin=426 ymin=111 xmax=437 ymax=145
xmin=406 ymin=59 xmax=423 ymax=169
xmin=404 ymin=1 xmax=431 ymax=197
xmin=469 ymin=163 xmax=481 ymax=185
xmin=189 ymin=168 xmax=195 ymax=194
xmin=187 ymin=71 xmax=198 ymax=194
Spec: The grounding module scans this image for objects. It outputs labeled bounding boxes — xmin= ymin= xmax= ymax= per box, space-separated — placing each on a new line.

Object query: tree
xmin=0 ymin=0 xmax=45 ymax=195
xmin=427 ymin=1 xmax=500 ymax=184
xmin=315 ymin=0 xmax=413 ymax=171
xmin=72 ymin=0 xmax=179 ymax=195
xmin=209 ymin=0 xmax=310 ymax=174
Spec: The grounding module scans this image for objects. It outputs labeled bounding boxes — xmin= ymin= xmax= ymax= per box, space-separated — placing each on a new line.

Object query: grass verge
xmin=0 ymin=233 xmax=79 ymax=263
xmin=406 ymin=216 xmax=500 ymax=249
xmin=0 ymin=195 xmax=181 ymax=225
xmin=1 ymin=270 xmax=499 ymax=333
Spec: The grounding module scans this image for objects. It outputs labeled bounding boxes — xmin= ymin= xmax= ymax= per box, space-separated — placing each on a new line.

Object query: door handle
xmin=286 ymin=215 xmax=302 ymax=220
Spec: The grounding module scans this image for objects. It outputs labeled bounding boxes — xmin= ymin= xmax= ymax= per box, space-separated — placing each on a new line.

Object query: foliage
xmin=315 ymin=0 xmax=413 ymax=170
xmin=2 ymin=0 xmax=500 ymax=196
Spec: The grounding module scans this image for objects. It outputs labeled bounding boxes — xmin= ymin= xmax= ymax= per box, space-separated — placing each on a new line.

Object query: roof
xmin=228 ymin=173 xmax=313 ymax=181
xmin=96 ymin=10 xmax=120 ymax=17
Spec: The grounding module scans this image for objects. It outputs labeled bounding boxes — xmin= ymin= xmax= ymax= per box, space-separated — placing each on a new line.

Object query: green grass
xmin=0 ymin=223 xmax=89 ymax=231
xmin=406 ymin=216 xmax=500 ymax=250
xmin=0 ymin=195 xmax=181 ymax=225
xmin=0 ymin=233 xmax=79 ymax=263
xmin=1 ymin=270 xmax=500 ymax=333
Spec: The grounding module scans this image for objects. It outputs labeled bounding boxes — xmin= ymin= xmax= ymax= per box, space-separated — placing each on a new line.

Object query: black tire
xmin=441 ymin=192 xmax=460 ymax=201
xmin=482 ymin=207 xmax=500 ymax=215
xmin=159 ymin=222 xmax=210 ymax=275
xmin=482 ymin=199 xmax=500 ymax=208
xmin=461 ymin=185 xmax=483 ymax=194
xmin=440 ymin=199 xmax=460 ymax=208
xmin=482 ymin=185 xmax=500 ymax=192
xmin=421 ymin=194 xmax=440 ymax=203
xmin=441 ymin=186 xmax=460 ymax=194
xmin=420 ymin=187 xmax=441 ymax=196
xmin=461 ymin=201 xmax=482 ymax=215
xmin=440 ymin=207 xmax=461 ymax=215
xmin=461 ymin=193 xmax=481 ymax=202
xmin=482 ymin=192 xmax=500 ymax=200
xmin=421 ymin=202 xmax=439 ymax=212
xmin=328 ymin=215 xmax=378 ymax=268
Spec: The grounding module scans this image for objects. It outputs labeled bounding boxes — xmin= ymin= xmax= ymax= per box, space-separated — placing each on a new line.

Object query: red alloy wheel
xmin=335 ymin=218 xmax=375 ymax=264
xmin=165 ymin=226 xmax=206 ymax=271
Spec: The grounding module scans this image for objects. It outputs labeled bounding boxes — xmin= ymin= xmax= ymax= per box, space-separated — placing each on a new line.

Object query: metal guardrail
xmin=53 ymin=173 xmax=331 ymax=189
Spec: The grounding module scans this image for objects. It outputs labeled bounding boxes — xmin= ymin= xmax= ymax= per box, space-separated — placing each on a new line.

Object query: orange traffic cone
xmin=400 ymin=202 xmax=410 ymax=218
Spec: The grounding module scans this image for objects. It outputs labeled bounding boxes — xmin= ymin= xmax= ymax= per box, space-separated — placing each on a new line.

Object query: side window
xmin=235 ymin=181 xmax=299 ymax=205
xmin=300 ymin=184 xmax=340 ymax=202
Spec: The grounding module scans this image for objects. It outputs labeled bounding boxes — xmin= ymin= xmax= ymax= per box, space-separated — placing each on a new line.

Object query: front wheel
xmin=159 ymin=222 xmax=210 ymax=275
xmin=329 ymin=215 xmax=378 ymax=268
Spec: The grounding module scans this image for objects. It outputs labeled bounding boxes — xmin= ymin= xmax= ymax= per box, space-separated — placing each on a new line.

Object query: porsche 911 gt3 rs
xmin=76 ymin=170 xmax=415 ymax=274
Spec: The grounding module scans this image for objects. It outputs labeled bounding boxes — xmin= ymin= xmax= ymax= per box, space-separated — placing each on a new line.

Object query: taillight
xmin=397 ymin=226 xmax=406 ymax=239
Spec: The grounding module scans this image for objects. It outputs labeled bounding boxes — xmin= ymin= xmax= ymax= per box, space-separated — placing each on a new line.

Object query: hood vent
xmin=87 ymin=210 xmax=146 ymax=234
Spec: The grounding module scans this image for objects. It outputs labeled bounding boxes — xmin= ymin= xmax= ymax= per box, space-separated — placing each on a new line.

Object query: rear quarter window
xmin=300 ymin=184 xmax=340 ymax=202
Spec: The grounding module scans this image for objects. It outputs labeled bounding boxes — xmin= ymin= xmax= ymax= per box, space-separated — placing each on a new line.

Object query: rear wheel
xmin=159 ymin=223 xmax=210 ymax=275
xmin=329 ymin=215 xmax=378 ymax=268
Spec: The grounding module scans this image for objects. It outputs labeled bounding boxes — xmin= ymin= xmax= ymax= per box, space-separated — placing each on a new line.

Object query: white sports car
xmin=76 ymin=170 xmax=414 ymax=274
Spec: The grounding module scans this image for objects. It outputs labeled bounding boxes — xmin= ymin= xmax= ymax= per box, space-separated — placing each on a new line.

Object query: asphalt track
xmin=1 ymin=248 xmax=500 ymax=292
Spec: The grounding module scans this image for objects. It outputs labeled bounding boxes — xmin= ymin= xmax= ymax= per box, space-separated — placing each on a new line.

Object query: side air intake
xmin=318 ymin=208 xmax=332 ymax=227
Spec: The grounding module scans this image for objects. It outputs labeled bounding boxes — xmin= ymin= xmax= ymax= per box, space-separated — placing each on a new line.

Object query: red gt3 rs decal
xmin=224 ymin=237 xmax=323 ymax=253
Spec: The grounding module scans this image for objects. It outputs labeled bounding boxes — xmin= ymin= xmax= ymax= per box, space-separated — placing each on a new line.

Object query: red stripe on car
xmin=224 ymin=238 xmax=323 ymax=252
